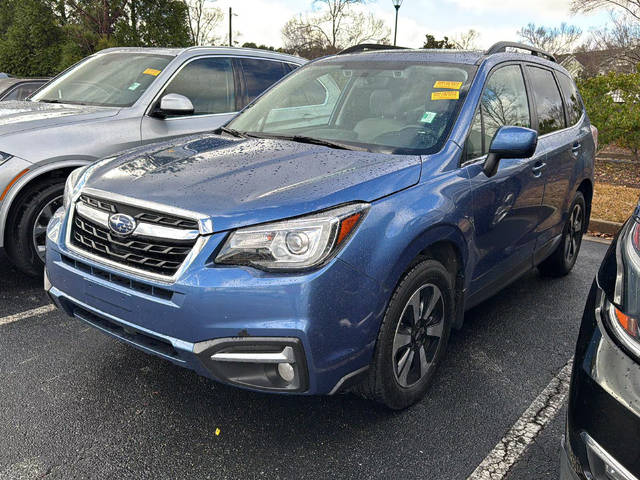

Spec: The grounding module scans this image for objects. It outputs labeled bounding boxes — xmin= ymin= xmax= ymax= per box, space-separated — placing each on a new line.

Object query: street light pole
xmin=392 ymin=0 xmax=403 ymax=46
xmin=229 ymin=7 xmax=232 ymax=47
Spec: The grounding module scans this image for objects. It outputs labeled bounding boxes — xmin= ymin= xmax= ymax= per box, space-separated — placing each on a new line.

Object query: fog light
xmin=278 ymin=362 xmax=295 ymax=382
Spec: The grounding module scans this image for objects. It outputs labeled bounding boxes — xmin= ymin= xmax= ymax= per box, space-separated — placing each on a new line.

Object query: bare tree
xmin=185 ymin=0 xmax=223 ymax=45
xmin=282 ymin=0 xmax=390 ymax=57
xmin=572 ymin=0 xmax=640 ymax=21
xmin=584 ymin=12 xmax=640 ymax=69
xmin=452 ymin=29 xmax=480 ymax=50
xmin=517 ymin=23 xmax=582 ymax=55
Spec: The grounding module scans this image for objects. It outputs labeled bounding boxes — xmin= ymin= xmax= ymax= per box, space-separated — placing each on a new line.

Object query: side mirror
xmin=154 ymin=93 xmax=194 ymax=118
xmin=483 ymin=126 xmax=538 ymax=178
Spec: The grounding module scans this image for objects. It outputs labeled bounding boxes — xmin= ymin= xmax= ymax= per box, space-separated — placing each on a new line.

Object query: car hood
xmin=85 ymin=134 xmax=422 ymax=232
xmin=0 ymin=101 xmax=119 ymax=137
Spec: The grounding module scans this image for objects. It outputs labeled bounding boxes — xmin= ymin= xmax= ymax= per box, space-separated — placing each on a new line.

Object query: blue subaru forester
xmin=45 ymin=42 xmax=596 ymax=409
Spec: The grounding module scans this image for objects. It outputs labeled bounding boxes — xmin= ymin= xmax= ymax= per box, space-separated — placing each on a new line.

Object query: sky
xmin=211 ymin=0 xmax=612 ymax=49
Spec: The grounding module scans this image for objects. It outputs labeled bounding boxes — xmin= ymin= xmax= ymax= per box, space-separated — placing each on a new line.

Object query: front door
xmin=141 ymin=56 xmax=238 ymax=143
xmin=462 ymin=63 xmax=546 ymax=305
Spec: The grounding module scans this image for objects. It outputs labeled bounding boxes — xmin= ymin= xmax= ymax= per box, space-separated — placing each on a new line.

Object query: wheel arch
xmin=576 ymin=178 xmax=593 ymax=230
xmin=1 ymin=159 xmax=93 ymax=248
xmin=382 ymin=223 xmax=470 ymax=330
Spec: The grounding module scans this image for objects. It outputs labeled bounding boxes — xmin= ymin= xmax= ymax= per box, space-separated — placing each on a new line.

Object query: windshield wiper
xmin=37 ymin=99 xmax=90 ymax=106
xmin=273 ymin=134 xmax=365 ymax=151
xmin=217 ymin=126 xmax=247 ymax=138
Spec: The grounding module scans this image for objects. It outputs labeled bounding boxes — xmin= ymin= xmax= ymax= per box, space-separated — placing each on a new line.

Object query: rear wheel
xmin=359 ymin=259 xmax=453 ymax=410
xmin=538 ymin=191 xmax=586 ymax=277
xmin=5 ymin=180 xmax=64 ymax=277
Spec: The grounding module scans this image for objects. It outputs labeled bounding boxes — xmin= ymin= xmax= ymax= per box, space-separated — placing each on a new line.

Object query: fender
xmin=0 ymin=158 xmax=95 ymax=248
xmin=381 ymin=222 xmax=471 ymax=298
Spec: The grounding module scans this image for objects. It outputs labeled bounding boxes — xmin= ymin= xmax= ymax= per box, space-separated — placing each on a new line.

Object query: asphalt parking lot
xmin=0 ymin=238 xmax=609 ymax=480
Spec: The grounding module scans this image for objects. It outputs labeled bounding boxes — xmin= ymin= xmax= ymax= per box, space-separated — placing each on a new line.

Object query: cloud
xmin=444 ymin=0 xmax=573 ymax=17
xmin=212 ymin=0 xmax=297 ymax=47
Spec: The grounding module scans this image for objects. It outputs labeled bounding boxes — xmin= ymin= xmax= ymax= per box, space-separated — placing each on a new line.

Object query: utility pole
xmin=229 ymin=7 xmax=232 ymax=47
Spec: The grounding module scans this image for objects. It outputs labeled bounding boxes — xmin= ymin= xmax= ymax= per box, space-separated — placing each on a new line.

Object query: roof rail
xmin=337 ymin=43 xmax=407 ymax=55
xmin=486 ymin=41 xmax=556 ymax=63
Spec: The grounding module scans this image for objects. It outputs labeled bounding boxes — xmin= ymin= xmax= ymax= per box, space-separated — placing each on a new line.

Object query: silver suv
xmin=0 ymin=46 xmax=305 ymax=275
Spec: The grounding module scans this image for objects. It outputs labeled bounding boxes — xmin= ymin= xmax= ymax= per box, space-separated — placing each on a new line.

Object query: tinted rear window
xmin=526 ymin=66 xmax=565 ymax=135
xmin=240 ymin=59 xmax=288 ymax=102
xmin=556 ymin=73 xmax=584 ymax=126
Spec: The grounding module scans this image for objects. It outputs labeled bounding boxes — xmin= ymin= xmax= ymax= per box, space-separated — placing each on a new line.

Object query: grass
xmin=592 ymin=183 xmax=640 ymax=224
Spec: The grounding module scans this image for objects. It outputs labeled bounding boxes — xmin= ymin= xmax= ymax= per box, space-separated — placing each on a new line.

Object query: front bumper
xmin=45 ymin=214 xmax=383 ymax=395
xmin=563 ymin=282 xmax=640 ymax=479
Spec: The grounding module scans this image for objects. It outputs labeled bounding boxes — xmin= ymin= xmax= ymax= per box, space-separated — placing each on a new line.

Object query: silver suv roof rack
xmin=337 ymin=44 xmax=407 ymax=55
xmin=486 ymin=41 xmax=556 ymax=63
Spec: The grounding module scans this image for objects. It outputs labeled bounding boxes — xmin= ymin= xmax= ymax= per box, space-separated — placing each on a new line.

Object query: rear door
xmin=463 ymin=63 xmax=547 ymax=305
xmin=524 ymin=66 xmax=582 ymax=259
xmin=141 ymin=56 xmax=239 ymax=143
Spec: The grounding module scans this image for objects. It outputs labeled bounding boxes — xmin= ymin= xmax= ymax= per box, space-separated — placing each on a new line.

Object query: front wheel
xmin=359 ymin=259 xmax=453 ymax=410
xmin=5 ymin=180 xmax=64 ymax=277
xmin=538 ymin=191 xmax=586 ymax=278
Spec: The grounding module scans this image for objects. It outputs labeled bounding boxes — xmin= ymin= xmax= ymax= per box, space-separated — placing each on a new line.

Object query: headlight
xmin=602 ymin=219 xmax=640 ymax=358
xmin=0 ymin=151 xmax=14 ymax=166
xmin=216 ymin=203 xmax=369 ymax=270
xmin=62 ymin=157 xmax=120 ymax=210
xmin=62 ymin=167 xmax=86 ymax=209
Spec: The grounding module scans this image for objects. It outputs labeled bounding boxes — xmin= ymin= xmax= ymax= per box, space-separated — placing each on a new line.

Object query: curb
xmin=588 ymin=218 xmax=623 ymax=235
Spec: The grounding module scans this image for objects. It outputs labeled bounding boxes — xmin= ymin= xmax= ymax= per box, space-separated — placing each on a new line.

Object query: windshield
xmin=228 ymin=59 xmax=475 ymax=154
xmin=32 ymin=52 xmax=173 ymax=107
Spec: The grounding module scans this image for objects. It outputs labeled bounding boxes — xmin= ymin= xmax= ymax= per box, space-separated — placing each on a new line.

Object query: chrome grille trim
xmin=65 ymin=189 xmax=211 ymax=284
xmin=82 ymin=187 xmax=213 ymax=234
xmin=76 ymin=202 xmax=199 ymax=241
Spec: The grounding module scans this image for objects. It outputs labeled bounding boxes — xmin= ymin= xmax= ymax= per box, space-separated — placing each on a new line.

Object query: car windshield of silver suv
xmin=31 ymin=52 xmax=172 ymax=107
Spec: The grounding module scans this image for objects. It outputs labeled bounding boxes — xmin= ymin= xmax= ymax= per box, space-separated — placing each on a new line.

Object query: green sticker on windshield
xmin=420 ymin=111 xmax=437 ymax=123
xmin=128 ymin=82 xmax=141 ymax=91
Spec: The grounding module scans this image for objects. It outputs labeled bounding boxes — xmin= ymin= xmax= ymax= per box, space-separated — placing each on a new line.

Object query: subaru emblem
xmin=108 ymin=213 xmax=136 ymax=236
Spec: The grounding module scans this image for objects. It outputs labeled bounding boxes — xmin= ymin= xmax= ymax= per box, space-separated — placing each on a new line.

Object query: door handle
xmin=571 ymin=143 xmax=581 ymax=155
xmin=532 ymin=162 xmax=546 ymax=176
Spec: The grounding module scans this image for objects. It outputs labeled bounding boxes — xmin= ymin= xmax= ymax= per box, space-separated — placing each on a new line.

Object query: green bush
xmin=578 ymin=72 xmax=640 ymax=159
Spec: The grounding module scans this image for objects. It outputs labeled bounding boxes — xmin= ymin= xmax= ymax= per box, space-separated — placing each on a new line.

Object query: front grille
xmin=60 ymin=255 xmax=174 ymax=300
xmin=72 ymin=306 xmax=180 ymax=359
xmin=70 ymin=195 xmax=199 ymax=277
xmin=79 ymin=194 xmax=199 ymax=229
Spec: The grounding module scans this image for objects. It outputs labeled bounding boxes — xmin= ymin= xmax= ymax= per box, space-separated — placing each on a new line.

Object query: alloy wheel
xmin=392 ymin=284 xmax=445 ymax=388
xmin=32 ymin=195 xmax=63 ymax=261
xmin=564 ymin=203 xmax=583 ymax=263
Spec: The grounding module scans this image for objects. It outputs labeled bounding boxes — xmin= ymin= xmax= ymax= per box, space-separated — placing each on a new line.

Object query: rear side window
xmin=162 ymin=57 xmax=235 ymax=116
xmin=2 ymin=82 xmax=43 ymax=101
xmin=526 ymin=66 xmax=565 ymax=135
xmin=240 ymin=59 xmax=288 ymax=103
xmin=556 ymin=73 xmax=584 ymax=126
xmin=465 ymin=64 xmax=530 ymax=162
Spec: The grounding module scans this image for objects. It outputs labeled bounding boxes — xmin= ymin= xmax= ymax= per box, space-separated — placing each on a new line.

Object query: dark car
xmin=0 ymin=76 xmax=49 ymax=101
xmin=561 ymin=200 xmax=640 ymax=479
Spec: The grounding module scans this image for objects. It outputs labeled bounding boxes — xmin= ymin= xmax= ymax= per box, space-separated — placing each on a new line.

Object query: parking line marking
xmin=0 ymin=304 xmax=56 ymax=327
xmin=466 ymin=358 xmax=573 ymax=480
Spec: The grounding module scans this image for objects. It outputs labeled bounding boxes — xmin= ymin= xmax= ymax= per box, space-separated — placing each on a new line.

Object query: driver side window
xmin=161 ymin=57 xmax=235 ymax=116
xmin=465 ymin=64 xmax=530 ymax=162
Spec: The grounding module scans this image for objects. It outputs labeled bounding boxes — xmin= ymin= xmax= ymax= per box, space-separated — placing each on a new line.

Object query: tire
xmin=5 ymin=180 xmax=64 ymax=277
xmin=538 ymin=191 xmax=586 ymax=278
xmin=358 ymin=259 xmax=454 ymax=410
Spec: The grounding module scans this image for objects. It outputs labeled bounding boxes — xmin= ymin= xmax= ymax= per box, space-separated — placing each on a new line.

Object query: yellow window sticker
xmin=433 ymin=80 xmax=463 ymax=90
xmin=431 ymin=91 xmax=459 ymax=100
xmin=143 ymin=68 xmax=162 ymax=76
